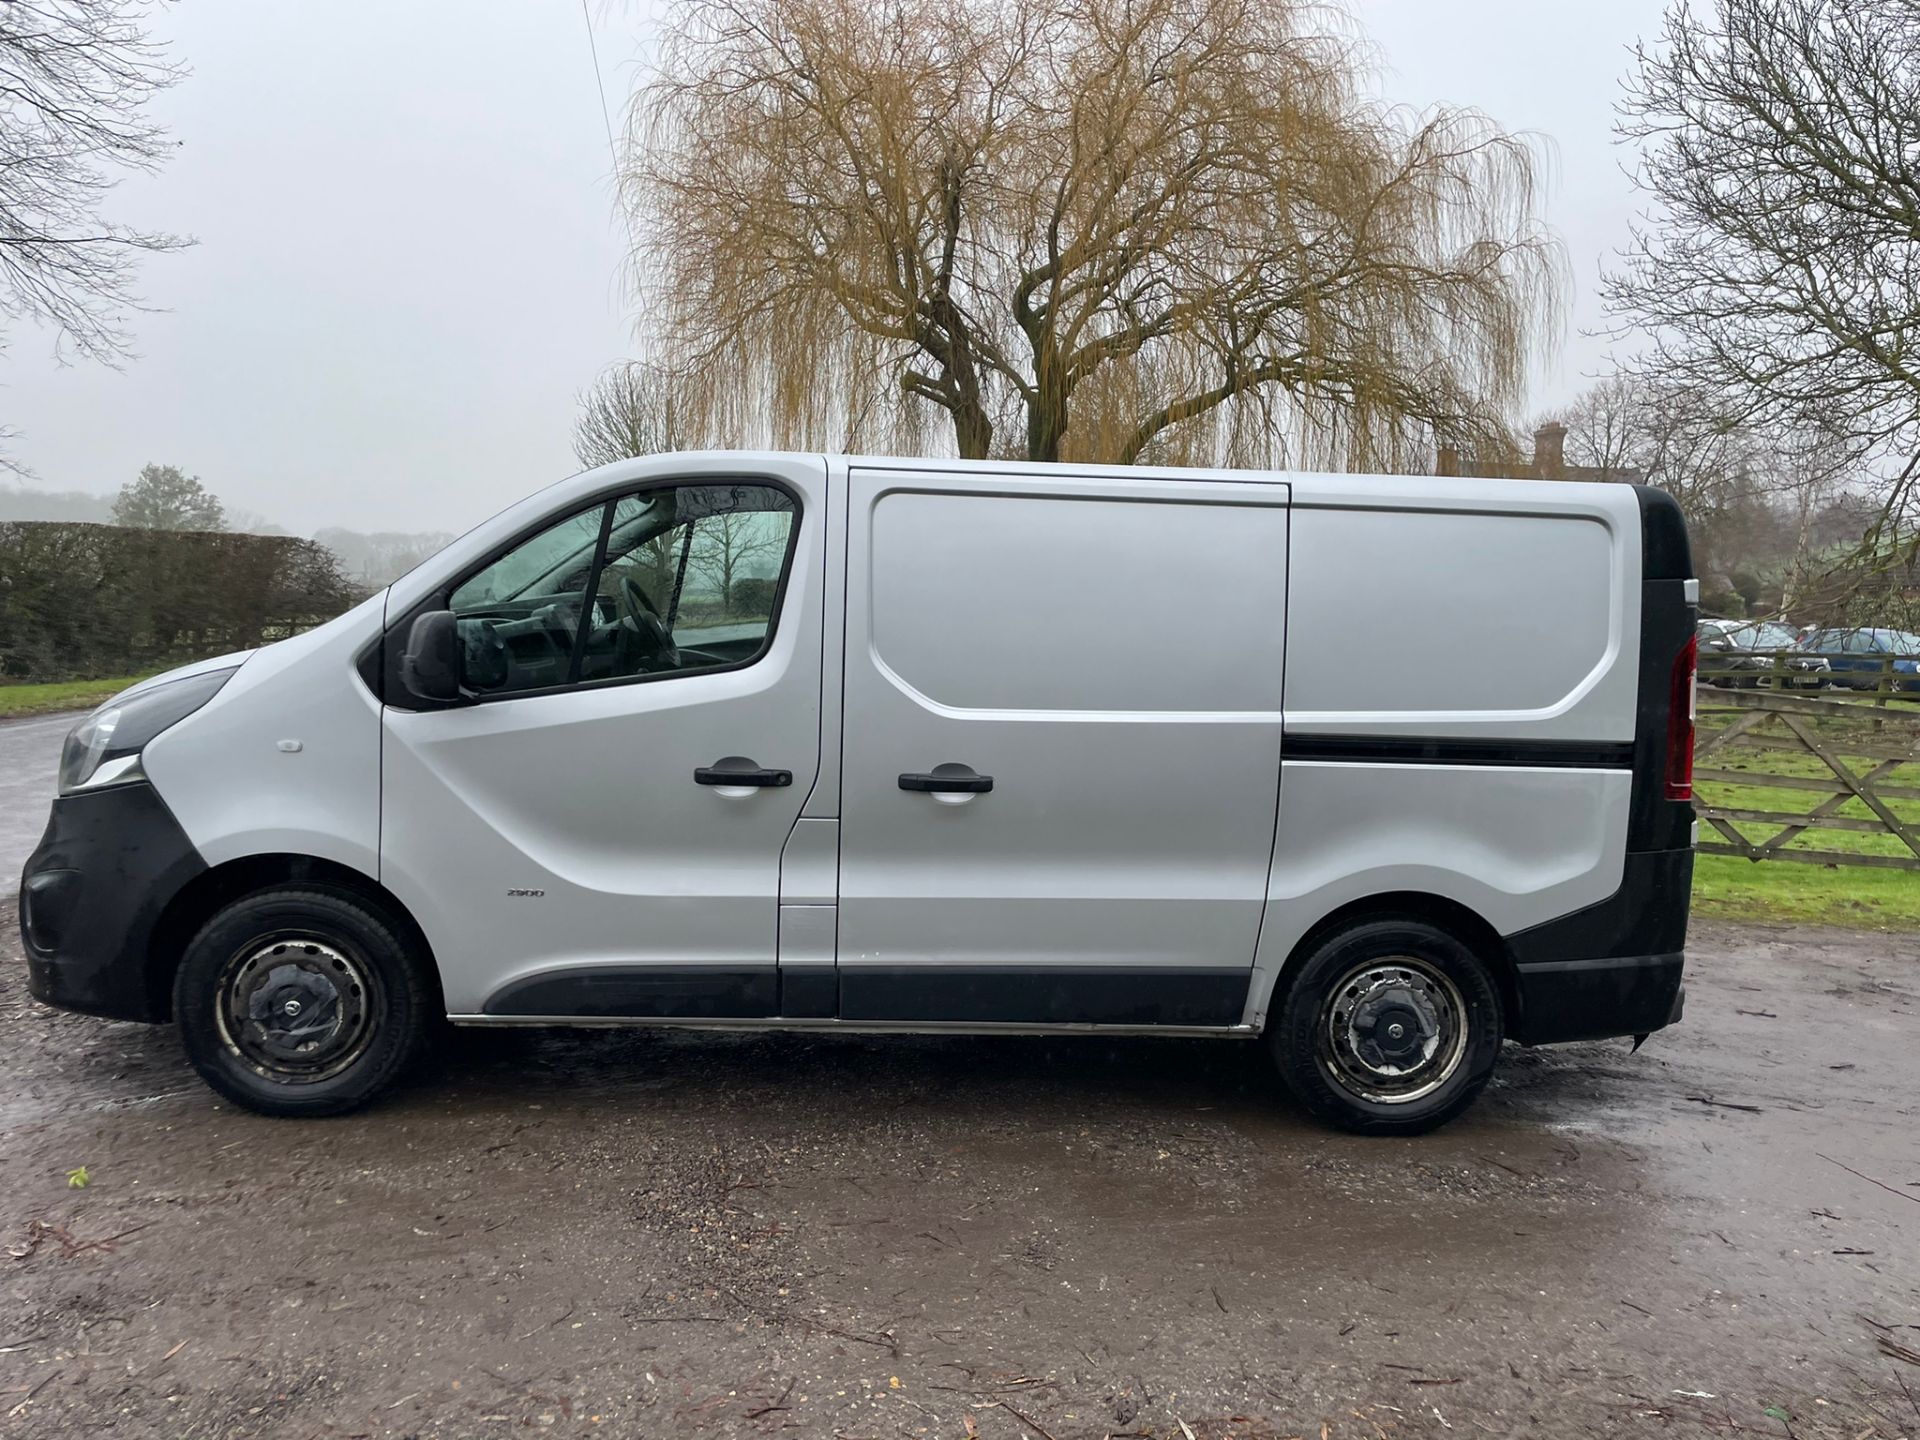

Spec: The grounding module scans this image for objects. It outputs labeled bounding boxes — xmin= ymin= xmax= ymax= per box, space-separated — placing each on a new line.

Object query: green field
xmin=1692 ymin=696 xmax=1920 ymax=928
xmin=0 ymin=675 xmax=152 ymax=721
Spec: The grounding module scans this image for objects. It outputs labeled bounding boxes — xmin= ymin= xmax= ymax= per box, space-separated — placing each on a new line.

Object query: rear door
xmin=834 ymin=466 xmax=1289 ymax=1026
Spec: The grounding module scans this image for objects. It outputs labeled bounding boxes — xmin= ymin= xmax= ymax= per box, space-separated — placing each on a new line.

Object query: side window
xmin=449 ymin=502 xmax=608 ymax=696
xmin=448 ymin=482 xmax=798 ymax=699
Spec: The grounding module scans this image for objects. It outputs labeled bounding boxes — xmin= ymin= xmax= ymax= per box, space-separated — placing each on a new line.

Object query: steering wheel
xmin=616 ymin=573 xmax=679 ymax=671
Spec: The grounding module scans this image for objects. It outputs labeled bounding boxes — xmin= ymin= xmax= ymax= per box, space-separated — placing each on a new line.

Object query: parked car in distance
xmin=1796 ymin=627 xmax=1920 ymax=692
xmin=1696 ymin=619 xmax=1830 ymax=689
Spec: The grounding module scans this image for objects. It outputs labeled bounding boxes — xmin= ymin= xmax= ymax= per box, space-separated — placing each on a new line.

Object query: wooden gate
xmin=1695 ymin=686 xmax=1920 ymax=871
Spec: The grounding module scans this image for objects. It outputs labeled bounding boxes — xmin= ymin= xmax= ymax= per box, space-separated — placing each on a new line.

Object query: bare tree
xmin=571 ymin=361 xmax=691 ymax=469
xmin=1 ymin=0 xmax=187 ymax=477
xmin=1606 ymin=0 xmax=1920 ymax=568
xmin=624 ymin=0 xmax=1563 ymax=469
xmin=1550 ymin=376 xmax=1654 ymax=485
xmin=1554 ymin=377 xmax=1757 ymax=518
xmin=113 ymin=462 xmax=224 ymax=531
xmin=1 ymin=0 xmax=187 ymax=361
xmin=1549 ymin=373 xmax=1853 ymax=606
xmin=688 ymin=508 xmax=788 ymax=615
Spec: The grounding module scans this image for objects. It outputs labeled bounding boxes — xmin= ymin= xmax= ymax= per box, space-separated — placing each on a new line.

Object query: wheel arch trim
xmin=1247 ymin=891 xmax=1514 ymax=1034
xmin=146 ymin=853 xmax=442 ymax=1021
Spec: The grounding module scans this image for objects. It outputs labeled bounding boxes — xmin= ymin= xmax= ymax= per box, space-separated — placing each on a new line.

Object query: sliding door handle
xmin=898 ymin=771 xmax=993 ymax=794
xmin=695 ymin=764 xmax=792 ymax=788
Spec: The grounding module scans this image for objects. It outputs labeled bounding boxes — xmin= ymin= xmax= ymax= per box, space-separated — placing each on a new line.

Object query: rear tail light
xmin=1665 ymin=634 xmax=1697 ymax=801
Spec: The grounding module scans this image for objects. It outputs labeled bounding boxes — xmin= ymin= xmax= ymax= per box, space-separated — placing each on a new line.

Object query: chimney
xmin=1533 ymin=422 xmax=1567 ymax=479
xmin=1436 ymin=444 xmax=1460 ymax=477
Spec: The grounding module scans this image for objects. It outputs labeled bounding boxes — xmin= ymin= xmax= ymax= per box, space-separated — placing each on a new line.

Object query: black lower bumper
xmin=1511 ymin=951 xmax=1686 ymax=1045
xmin=19 ymin=782 xmax=205 ymax=1023
xmin=1505 ymin=846 xmax=1693 ymax=1045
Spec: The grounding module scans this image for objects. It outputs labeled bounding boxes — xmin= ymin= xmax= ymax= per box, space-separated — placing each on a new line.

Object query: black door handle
xmin=695 ymin=766 xmax=792 ymax=788
xmin=899 ymin=772 xmax=993 ymax=794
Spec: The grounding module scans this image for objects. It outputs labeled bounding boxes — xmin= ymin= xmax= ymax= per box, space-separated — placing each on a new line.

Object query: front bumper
xmin=19 ymin=782 xmax=205 ymax=1023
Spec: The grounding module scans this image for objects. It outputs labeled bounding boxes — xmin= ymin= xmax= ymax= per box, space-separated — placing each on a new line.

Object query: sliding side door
xmin=834 ymin=466 xmax=1289 ymax=1026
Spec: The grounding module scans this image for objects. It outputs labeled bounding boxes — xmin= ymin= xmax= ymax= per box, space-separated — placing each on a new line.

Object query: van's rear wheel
xmin=1271 ymin=919 xmax=1503 ymax=1135
xmin=173 ymin=888 xmax=434 ymax=1117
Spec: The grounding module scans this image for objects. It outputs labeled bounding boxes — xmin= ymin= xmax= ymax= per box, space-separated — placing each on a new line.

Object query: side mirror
xmin=401 ymin=610 xmax=466 ymax=704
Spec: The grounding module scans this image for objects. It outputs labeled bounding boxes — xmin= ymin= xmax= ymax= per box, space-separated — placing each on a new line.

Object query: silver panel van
xmin=20 ymin=454 xmax=1698 ymax=1132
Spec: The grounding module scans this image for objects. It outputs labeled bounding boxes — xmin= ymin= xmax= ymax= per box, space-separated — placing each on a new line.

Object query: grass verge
xmin=0 ymin=675 xmax=151 ymax=721
xmin=1691 ymin=853 xmax=1920 ymax=928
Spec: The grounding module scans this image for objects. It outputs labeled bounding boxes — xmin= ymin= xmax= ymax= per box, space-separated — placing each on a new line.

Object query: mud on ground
xmin=2 ymin=910 xmax=1916 ymax=1439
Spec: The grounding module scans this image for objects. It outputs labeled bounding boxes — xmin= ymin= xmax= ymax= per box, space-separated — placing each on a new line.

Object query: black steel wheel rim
xmin=214 ymin=933 xmax=383 ymax=1085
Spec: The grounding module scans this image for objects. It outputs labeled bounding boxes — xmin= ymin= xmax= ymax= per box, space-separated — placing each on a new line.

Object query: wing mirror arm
xmin=399 ymin=610 xmax=475 ymax=706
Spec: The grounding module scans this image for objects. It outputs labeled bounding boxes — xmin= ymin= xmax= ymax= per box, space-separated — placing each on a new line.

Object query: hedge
xmin=0 ymin=521 xmax=362 ymax=682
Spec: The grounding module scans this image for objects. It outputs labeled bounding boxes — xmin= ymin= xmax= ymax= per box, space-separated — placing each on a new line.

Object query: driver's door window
xmin=590 ymin=484 xmax=796 ymax=683
xmin=448 ymin=504 xmax=605 ymax=696
xmin=448 ymin=482 xmax=798 ymax=698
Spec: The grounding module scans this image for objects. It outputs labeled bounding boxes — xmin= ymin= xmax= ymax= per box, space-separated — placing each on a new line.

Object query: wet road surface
xmin=0 ymin=914 xmax=1914 ymax=1438
xmin=0 ymin=714 xmax=69 ymax=885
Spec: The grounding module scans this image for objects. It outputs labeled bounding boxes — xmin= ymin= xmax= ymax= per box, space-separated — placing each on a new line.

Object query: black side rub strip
xmin=1282 ymin=735 xmax=1634 ymax=769
xmin=484 ymin=966 xmax=778 ymax=1018
xmin=838 ymin=967 xmax=1249 ymax=1026
xmin=479 ymin=966 xmax=1250 ymax=1027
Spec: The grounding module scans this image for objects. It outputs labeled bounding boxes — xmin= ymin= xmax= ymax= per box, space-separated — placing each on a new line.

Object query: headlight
xmin=59 ymin=668 xmax=238 ymax=794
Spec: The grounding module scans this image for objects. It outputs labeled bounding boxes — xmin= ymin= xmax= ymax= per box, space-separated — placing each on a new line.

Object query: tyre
xmin=172 ymin=887 xmax=435 ymax=1117
xmin=1269 ymin=918 xmax=1503 ymax=1135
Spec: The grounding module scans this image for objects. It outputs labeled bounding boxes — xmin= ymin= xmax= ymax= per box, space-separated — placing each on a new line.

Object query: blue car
xmin=1797 ymin=627 xmax=1920 ymax=692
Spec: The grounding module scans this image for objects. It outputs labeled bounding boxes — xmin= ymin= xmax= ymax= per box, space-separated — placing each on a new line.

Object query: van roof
xmin=814 ymin=451 xmax=1653 ymax=510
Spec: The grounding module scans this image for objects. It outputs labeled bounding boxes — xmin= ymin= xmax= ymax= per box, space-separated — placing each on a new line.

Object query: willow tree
xmin=623 ymin=0 xmax=1561 ymax=468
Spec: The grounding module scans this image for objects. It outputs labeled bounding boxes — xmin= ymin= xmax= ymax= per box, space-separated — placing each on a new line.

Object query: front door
xmin=380 ymin=460 xmax=825 ymax=1018
xmin=834 ymin=466 xmax=1289 ymax=1026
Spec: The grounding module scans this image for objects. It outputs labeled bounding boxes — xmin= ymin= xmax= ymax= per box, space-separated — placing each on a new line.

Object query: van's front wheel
xmin=1271 ymin=919 xmax=1503 ymax=1135
xmin=173 ymin=888 xmax=434 ymax=1117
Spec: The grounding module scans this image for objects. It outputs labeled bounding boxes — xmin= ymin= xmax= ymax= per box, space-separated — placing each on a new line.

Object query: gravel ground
xmin=1 ymin=910 xmax=1916 ymax=1439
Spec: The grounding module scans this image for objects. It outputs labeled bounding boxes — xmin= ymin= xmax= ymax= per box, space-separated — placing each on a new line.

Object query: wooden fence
xmin=1694 ymin=662 xmax=1920 ymax=871
xmin=1698 ymin=648 xmax=1916 ymax=705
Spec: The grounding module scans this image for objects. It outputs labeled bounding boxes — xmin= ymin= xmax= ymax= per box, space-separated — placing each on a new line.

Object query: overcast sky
xmin=2 ymin=0 xmax=1670 ymax=537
